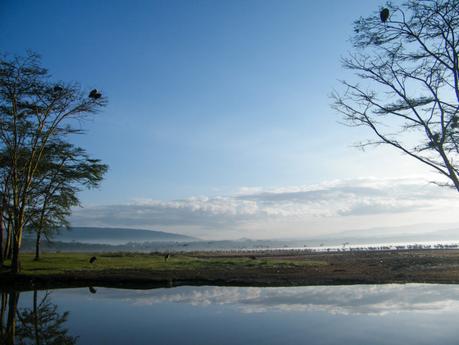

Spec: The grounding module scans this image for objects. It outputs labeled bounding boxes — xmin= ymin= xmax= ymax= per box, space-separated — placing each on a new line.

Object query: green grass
xmin=2 ymin=252 xmax=327 ymax=276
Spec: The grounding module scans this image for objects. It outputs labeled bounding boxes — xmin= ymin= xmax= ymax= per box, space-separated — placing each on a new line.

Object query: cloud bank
xmin=87 ymin=284 xmax=459 ymax=316
xmin=71 ymin=177 xmax=459 ymax=239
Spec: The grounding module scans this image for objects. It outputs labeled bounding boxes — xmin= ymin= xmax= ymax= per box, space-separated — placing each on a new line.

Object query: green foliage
xmin=26 ymin=140 xmax=108 ymax=243
xmin=0 ymin=52 xmax=108 ymax=270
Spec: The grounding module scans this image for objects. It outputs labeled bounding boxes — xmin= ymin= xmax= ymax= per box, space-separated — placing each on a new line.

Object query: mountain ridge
xmin=53 ymin=226 xmax=199 ymax=244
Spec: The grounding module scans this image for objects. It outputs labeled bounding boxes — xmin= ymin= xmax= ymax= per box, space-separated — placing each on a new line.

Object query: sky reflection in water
xmin=7 ymin=284 xmax=459 ymax=344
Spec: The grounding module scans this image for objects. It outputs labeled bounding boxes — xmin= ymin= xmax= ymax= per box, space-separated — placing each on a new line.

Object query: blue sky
xmin=2 ymin=0 xmax=458 ymax=239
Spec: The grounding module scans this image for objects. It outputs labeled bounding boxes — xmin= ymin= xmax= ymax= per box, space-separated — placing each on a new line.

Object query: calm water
xmin=2 ymin=284 xmax=459 ymax=344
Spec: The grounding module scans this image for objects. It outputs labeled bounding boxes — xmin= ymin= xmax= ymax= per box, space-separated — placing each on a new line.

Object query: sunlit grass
xmin=3 ymin=252 xmax=327 ymax=276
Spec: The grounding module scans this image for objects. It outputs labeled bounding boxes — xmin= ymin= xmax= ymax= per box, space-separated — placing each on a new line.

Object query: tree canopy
xmin=0 ymin=52 xmax=108 ymax=271
xmin=332 ymin=0 xmax=459 ymax=191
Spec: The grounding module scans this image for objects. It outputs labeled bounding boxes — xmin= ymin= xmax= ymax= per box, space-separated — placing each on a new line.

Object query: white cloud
xmin=71 ymin=176 xmax=459 ymax=239
xmin=89 ymin=284 xmax=459 ymax=316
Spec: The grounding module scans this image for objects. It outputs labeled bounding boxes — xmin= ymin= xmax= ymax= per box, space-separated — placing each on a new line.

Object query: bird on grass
xmin=89 ymin=256 xmax=97 ymax=264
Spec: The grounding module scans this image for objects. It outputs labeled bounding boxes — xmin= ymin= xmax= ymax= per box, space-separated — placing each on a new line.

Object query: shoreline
xmin=2 ymin=249 xmax=459 ymax=291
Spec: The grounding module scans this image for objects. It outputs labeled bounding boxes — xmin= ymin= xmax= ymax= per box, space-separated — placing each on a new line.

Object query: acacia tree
xmin=15 ymin=291 xmax=78 ymax=345
xmin=0 ymin=52 xmax=106 ymax=272
xmin=27 ymin=141 xmax=107 ymax=260
xmin=332 ymin=0 xmax=459 ymax=191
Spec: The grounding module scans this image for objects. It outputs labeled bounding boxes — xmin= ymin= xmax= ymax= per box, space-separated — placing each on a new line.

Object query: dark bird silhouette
xmin=53 ymin=85 xmax=63 ymax=93
xmin=89 ymin=256 xmax=97 ymax=264
xmin=88 ymin=89 xmax=102 ymax=99
xmin=164 ymin=253 xmax=170 ymax=262
xmin=89 ymin=286 xmax=97 ymax=294
xmin=380 ymin=8 xmax=390 ymax=22
xmin=249 ymin=255 xmax=257 ymax=260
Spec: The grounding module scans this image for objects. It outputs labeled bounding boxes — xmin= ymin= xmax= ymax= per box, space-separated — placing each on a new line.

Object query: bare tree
xmin=332 ymin=0 xmax=459 ymax=191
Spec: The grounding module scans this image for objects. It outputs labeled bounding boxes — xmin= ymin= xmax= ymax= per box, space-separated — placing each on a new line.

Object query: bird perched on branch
xmin=380 ymin=8 xmax=390 ymax=23
xmin=89 ymin=89 xmax=102 ymax=99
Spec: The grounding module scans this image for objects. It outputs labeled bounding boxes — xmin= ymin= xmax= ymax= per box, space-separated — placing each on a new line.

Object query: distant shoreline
xmin=18 ymin=238 xmax=459 ymax=255
xmin=2 ymin=249 xmax=459 ymax=291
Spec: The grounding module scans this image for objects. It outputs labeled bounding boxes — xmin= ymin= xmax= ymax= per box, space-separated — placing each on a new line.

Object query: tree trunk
xmin=34 ymin=199 xmax=48 ymax=262
xmin=6 ymin=291 xmax=19 ymax=345
xmin=0 ymin=215 xmax=3 ymax=267
xmin=11 ymin=210 xmax=25 ymax=273
xmin=439 ymin=148 xmax=459 ymax=192
xmin=33 ymin=290 xmax=40 ymax=345
xmin=0 ymin=187 xmax=7 ymax=267
xmin=11 ymin=238 xmax=20 ymax=274
xmin=0 ymin=292 xmax=7 ymax=340
xmin=11 ymin=229 xmax=22 ymax=274
xmin=34 ymin=231 xmax=41 ymax=261
xmin=4 ymin=221 xmax=12 ymax=260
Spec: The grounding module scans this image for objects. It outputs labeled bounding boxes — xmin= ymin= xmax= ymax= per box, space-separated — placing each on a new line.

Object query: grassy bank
xmin=1 ymin=252 xmax=326 ymax=275
xmin=2 ymin=250 xmax=459 ymax=290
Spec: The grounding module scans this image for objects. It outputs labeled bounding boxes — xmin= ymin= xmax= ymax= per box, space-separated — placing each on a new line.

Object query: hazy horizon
xmin=64 ymin=219 xmax=459 ymax=242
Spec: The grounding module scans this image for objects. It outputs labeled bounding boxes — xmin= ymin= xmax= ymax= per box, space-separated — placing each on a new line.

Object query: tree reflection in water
xmin=0 ymin=290 xmax=77 ymax=345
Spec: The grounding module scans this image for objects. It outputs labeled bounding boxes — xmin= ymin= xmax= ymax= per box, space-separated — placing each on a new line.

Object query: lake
xmin=2 ymin=284 xmax=459 ymax=344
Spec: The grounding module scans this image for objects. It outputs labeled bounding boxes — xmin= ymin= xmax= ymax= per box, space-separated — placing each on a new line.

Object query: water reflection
xmin=1 ymin=284 xmax=459 ymax=345
xmin=0 ymin=291 xmax=18 ymax=345
xmin=0 ymin=290 xmax=76 ymax=345
xmin=89 ymin=284 xmax=459 ymax=315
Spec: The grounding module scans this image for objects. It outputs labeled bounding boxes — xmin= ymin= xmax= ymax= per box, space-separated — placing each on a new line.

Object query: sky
xmin=2 ymin=0 xmax=459 ymax=239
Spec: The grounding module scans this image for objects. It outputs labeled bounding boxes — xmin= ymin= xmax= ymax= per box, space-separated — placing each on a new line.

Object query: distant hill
xmin=52 ymin=227 xmax=198 ymax=245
